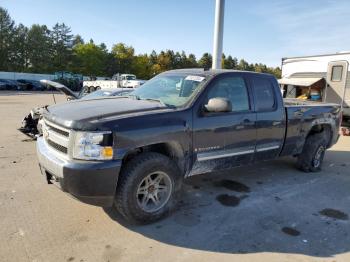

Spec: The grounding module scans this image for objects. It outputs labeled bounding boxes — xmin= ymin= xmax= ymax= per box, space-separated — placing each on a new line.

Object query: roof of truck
xmin=164 ymin=68 xmax=274 ymax=77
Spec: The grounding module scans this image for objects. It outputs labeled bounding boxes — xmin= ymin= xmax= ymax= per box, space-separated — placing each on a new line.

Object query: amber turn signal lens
xmin=102 ymin=147 xmax=113 ymax=158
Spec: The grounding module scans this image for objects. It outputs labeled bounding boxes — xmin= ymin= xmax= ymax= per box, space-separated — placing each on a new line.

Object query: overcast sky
xmin=2 ymin=0 xmax=350 ymax=67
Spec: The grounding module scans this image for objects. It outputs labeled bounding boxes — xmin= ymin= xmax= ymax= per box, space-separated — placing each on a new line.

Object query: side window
xmin=331 ymin=65 xmax=343 ymax=82
xmin=207 ymin=76 xmax=250 ymax=112
xmin=251 ymin=77 xmax=276 ymax=111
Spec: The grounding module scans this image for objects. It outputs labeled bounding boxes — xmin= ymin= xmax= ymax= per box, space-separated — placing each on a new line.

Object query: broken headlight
xmin=72 ymin=131 xmax=113 ymax=160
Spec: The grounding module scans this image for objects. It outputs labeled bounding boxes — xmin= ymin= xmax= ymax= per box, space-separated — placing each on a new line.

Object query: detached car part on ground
xmin=36 ymin=69 xmax=341 ymax=224
xmin=19 ymin=80 xmax=133 ymax=138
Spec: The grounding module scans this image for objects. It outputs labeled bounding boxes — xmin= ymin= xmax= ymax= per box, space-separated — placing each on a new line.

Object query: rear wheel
xmin=115 ymin=152 xmax=182 ymax=224
xmin=297 ymin=132 xmax=329 ymax=172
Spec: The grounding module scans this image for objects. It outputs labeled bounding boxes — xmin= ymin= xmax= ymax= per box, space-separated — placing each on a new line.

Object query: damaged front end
xmin=19 ymin=106 xmax=47 ymax=139
xmin=18 ymin=80 xmax=79 ymax=140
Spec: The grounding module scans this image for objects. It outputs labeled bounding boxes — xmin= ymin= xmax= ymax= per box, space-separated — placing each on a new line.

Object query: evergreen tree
xmin=198 ymin=53 xmax=212 ymax=69
xmin=72 ymin=34 xmax=84 ymax=46
xmin=11 ymin=23 xmax=28 ymax=71
xmin=50 ymin=23 xmax=73 ymax=71
xmin=0 ymin=7 xmax=15 ymax=71
xmin=27 ymin=24 xmax=52 ymax=73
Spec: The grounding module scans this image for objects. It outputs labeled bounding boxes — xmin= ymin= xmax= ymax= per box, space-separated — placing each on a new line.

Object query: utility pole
xmin=212 ymin=0 xmax=225 ymax=70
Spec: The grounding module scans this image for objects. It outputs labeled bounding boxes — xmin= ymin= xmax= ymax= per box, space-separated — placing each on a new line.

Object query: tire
xmin=115 ymin=152 xmax=182 ymax=224
xmin=297 ymin=132 xmax=329 ymax=172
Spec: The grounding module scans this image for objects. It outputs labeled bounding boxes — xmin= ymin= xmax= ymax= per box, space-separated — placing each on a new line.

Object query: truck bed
xmin=284 ymin=98 xmax=339 ymax=107
xmin=281 ymin=98 xmax=341 ymax=157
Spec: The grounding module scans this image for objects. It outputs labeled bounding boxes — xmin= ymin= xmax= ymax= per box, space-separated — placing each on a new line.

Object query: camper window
xmin=331 ymin=65 xmax=343 ymax=82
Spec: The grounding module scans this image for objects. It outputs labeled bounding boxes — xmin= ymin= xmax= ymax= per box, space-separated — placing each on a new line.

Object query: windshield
xmin=125 ymin=75 xmax=136 ymax=80
xmin=130 ymin=73 xmax=207 ymax=107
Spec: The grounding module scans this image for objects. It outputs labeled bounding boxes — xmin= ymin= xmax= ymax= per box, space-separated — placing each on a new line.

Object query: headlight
xmin=37 ymin=118 xmax=44 ymax=135
xmin=72 ymin=131 xmax=113 ymax=160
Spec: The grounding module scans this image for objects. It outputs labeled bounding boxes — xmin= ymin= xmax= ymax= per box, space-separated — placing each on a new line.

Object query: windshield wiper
xmin=128 ymin=95 xmax=175 ymax=108
xmin=127 ymin=94 xmax=141 ymax=100
xmin=142 ymin=98 xmax=176 ymax=108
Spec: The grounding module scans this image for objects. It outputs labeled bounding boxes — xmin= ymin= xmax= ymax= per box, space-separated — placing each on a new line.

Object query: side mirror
xmin=66 ymin=96 xmax=75 ymax=101
xmin=205 ymin=97 xmax=232 ymax=113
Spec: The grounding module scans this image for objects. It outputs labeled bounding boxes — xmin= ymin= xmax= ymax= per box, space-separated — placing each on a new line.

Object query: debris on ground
xmin=281 ymin=227 xmax=301 ymax=236
xmin=319 ymin=208 xmax=349 ymax=220
xmin=341 ymin=127 xmax=350 ymax=136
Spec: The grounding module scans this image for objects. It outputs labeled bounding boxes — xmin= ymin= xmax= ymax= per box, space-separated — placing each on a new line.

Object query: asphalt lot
xmin=0 ymin=91 xmax=350 ymax=262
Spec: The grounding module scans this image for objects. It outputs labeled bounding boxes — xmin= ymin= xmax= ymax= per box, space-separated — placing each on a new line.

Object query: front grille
xmin=47 ymin=139 xmax=68 ymax=154
xmin=43 ymin=119 xmax=70 ymax=155
xmin=46 ymin=123 xmax=69 ymax=137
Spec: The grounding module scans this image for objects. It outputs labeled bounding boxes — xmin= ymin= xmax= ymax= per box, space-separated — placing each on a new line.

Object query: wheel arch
xmin=306 ymin=123 xmax=332 ymax=147
xmin=121 ymin=141 xmax=188 ymax=175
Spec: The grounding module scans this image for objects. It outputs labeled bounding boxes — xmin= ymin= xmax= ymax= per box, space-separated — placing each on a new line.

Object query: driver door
xmin=191 ymin=73 xmax=257 ymax=175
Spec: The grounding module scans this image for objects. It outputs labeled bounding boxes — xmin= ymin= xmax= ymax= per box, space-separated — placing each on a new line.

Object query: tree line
xmin=0 ymin=7 xmax=281 ymax=79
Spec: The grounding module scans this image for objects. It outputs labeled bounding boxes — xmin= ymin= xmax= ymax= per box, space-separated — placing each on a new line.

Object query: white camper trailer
xmin=279 ymin=52 xmax=350 ymax=126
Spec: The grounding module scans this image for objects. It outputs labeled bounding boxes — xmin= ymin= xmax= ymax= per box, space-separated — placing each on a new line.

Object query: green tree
xmin=180 ymin=51 xmax=198 ymax=68
xmin=72 ymin=34 xmax=84 ymax=46
xmin=173 ymin=51 xmax=182 ymax=69
xmin=133 ymin=54 xmax=152 ymax=79
xmin=50 ymin=23 xmax=73 ymax=71
xmin=149 ymin=50 xmax=158 ymax=65
xmin=0 ymin=7 xmax=15 ymax=71
xmin=111 ymin=42 xmax=135 ymax=73
xmin=10 ymin=23 xmax=29 ymax=71
xmin=237 ymin=59 xmax=254 ymax=71
xmin=71 ymin=42 xmax=108 ymax=76
xmin=198 ymin=53 xmax=212 ymax=69
xmin=157 ymin=51 xmax=171 ymax=71
xmin=26 ymin=24 xmax=52 ymax=73
xmin=187 ymin=53 xmax=198 ymax=68
xmin=223 ymin=55 xmax=237 ymax=69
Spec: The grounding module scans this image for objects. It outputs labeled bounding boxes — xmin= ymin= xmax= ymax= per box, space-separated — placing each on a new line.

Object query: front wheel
xmin=297 ymin=132 xmax=328 ymax=172
xmin=114 ymin=152 xmax=182 ymax=224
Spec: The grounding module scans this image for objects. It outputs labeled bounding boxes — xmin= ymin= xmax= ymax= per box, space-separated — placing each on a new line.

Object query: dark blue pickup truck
xmin=36 ymin=69 xmax=341 ymax=223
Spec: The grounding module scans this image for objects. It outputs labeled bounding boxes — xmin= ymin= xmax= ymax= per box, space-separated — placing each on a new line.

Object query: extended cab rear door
xmin=249 ymin=75 xmax=286 ymax=161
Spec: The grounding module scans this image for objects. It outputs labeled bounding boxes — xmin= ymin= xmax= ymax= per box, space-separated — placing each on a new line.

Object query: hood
xmin=55 ymin=86 xmax=78 ymax=98
xmin=44 ymin=97 xmax=169 ymax=130
xmin=40 ymin=79 xmax=78 ymax=99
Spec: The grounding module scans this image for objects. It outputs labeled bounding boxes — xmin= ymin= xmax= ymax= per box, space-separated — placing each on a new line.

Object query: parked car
xmin=36 ymin=69 xmax=341 ymax=224
xmin=79 ymin=88 xmax=134 ymax=100
xmin=0 ymin=79 xmax=9 ymax=90
xmin=0 ymin=79 xmax=20 ymax=90
xmin=16 ymin=79 xmax=46 ymax=91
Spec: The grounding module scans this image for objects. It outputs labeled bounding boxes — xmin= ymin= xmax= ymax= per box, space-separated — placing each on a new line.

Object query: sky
xmin=1 ymin=0 xmax=350 ymax=67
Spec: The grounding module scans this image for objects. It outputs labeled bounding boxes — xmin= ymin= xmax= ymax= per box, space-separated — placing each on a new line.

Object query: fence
xmin=0 ymin=71 xmax=55 ymax=81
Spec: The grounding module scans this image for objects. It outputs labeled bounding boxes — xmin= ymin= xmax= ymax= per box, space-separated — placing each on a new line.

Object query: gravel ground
xmin=0 ymin=91 xmax=350 ymax=262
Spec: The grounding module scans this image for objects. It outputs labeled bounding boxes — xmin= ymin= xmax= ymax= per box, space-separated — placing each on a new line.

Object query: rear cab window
xmin=251 ymin=76 xmax=276 ymax=112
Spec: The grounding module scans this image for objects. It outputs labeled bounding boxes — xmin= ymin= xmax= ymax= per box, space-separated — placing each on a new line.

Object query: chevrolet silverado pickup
xmin=36 ymin=69 xmax=341 ymax=223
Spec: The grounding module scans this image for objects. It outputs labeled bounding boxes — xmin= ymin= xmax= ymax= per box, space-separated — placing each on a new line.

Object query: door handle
xmin=272 ymin=121 xmax=281 ymax=126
